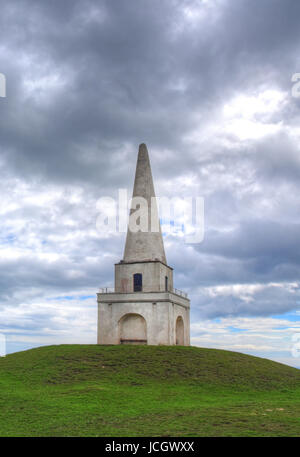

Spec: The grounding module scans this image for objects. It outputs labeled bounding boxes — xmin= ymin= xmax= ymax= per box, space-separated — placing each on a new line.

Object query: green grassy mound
xmin=0 ymin=345 xmax=299 ymax=436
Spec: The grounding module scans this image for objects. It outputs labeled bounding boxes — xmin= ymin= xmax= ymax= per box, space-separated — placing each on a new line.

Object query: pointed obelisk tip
xmin=138 ymin=143 xmax=149 ymax=160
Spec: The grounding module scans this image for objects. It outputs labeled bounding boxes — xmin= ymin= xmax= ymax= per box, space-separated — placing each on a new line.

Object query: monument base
xmin=97 ymin=291 xmax=190 ymax=346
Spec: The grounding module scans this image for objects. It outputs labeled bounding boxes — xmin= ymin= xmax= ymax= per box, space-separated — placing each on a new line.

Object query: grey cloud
xmin=0 ymin=0 xmax=300 ymax=341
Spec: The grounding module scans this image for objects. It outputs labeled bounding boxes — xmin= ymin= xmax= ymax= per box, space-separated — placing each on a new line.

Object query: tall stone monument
xmin=97 ymin=143 xmax=190 ymax=345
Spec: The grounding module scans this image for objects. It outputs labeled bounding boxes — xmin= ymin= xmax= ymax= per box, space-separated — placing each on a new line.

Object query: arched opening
xmin=176 ymin=316 xmax=184 ymax=345
xmin=119 ymin=313 xmax=147 ymax=344
xmin=133 ymin=273 xmax=142 ymax=292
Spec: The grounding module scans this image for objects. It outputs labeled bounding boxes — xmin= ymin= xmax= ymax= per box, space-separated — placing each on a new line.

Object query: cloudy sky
xmin=1 ymin=0 xmax=300 ymax=367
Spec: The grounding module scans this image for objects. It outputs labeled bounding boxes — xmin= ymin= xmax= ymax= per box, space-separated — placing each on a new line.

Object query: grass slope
xmin=0 ymin=345 xmax=299 ymax=437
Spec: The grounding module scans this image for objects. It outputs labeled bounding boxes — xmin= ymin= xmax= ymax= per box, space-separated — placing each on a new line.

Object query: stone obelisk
xmin=123 ymin=143 xmax=166 ymax=264
xmin=97 ymin=143 xmax=190 ymax=345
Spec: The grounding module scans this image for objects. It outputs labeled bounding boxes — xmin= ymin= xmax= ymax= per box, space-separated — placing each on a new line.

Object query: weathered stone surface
xmin=97 ymin=143 xmax=190 ymax=346
xmin=115 ymin=261 xmax=173 ymax=293
xmin=97 ymin=291 xmax=190 ymax=345
xmin=123 ymin=143 xmax=166 ymax=264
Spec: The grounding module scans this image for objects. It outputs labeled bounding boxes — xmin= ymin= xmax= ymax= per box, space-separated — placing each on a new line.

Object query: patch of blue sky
xmin=161 ymin=219 xmax=183 ymax=230
xmin=274 ymin=326 xmax=293 ymax=330
xmin=49 ymin=294 xmax=94 ymax=301
xmin=51 ymin=295 xmax=75 ymax=301
xmin=160 ymin=217 xmax=173 ymax=225
xmin=6 ymin=341 xmax=47 ymax=355
xmin=0 ymin=233 xmax=16 ymax=244
xmin=227 ymin=326 xmax=248 ymax=333
xmin=271 ymin=311 xmax=300 ymax=322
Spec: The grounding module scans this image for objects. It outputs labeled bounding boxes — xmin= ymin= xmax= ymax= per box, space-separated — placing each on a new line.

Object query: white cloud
xmin=1 ymin=0 xmax=300 ymax=369
xmin=191 ymin=315 xmax=300 ymax=368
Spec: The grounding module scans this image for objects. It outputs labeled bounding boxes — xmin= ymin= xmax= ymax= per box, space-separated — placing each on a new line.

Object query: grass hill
xmin=0 ymin=345 xmax=299 ymax=436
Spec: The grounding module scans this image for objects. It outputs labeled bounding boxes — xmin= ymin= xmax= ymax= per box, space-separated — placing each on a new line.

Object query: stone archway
xmin=176 ymin=316 xmax=184 ymax=345
xmin=119 ymin=313 xmax=147 ymax=344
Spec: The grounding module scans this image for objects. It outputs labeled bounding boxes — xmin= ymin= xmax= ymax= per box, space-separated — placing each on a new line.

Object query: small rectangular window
xmin=165 ymin=276 xmax=168 ymax=291
xmin=133 ymin=273 xmax=142 ymax=292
